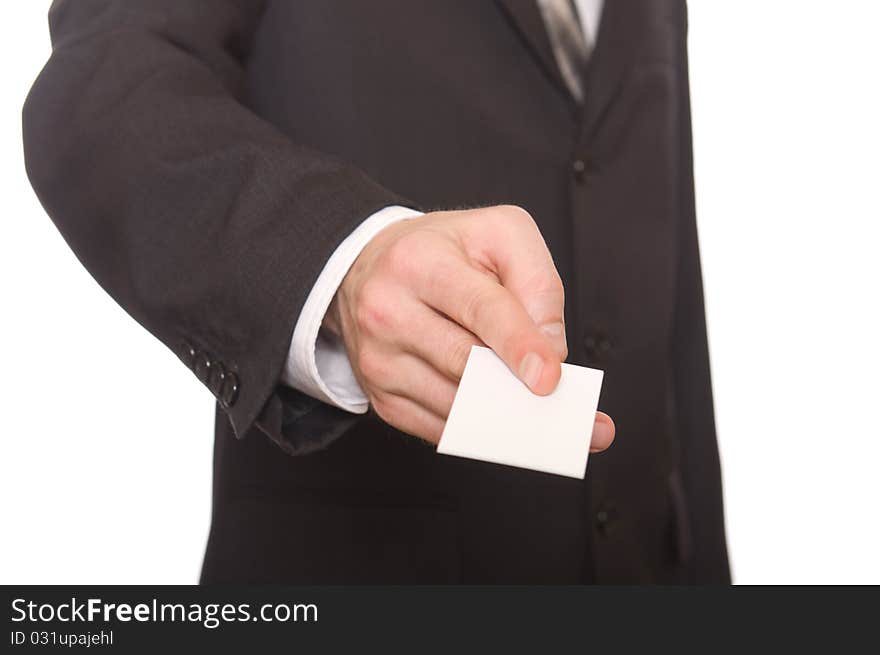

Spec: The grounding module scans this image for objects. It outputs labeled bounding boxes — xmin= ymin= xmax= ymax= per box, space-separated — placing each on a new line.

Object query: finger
xmin=418 ymin=260 xmax=561 ymax=395
xmin=465 ymin=206 xmax=567 ymax=359
xmin=376 ymin=352 xmax=459 ymax=419
xmin=352 ymin=292 xmax=480 ymax=383
xmin=589 ymin=412 xmax=615 ymax=453
xmin=394 ymin=303 xmax=483 ymax=382
xmin=372 ymin=391 xmax=446 ymax=444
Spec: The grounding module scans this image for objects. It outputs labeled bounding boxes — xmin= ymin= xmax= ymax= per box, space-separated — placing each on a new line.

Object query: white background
xmin=1 ymin=1 xmax=878 ymax=584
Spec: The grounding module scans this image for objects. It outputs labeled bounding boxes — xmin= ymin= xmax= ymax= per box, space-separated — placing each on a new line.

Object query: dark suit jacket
xmin=23 ymin=0 xmax=729 ymax=583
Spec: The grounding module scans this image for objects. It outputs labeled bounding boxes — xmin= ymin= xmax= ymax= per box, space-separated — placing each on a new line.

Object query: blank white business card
xmin=437 ymin=345 xmax=604 ymax=479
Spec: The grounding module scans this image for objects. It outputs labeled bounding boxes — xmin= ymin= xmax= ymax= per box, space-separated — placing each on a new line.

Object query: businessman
xmin=23 ymin=0 xmax=729 ymax=583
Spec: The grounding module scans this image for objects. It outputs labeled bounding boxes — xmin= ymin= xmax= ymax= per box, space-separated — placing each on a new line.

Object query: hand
xmin=325 ymin=205 xmax=615 ymax=451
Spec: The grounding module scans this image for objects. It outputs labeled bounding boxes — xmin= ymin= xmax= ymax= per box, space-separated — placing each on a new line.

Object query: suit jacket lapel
xmin=496 ymin=0 xmax=648 ymax=136
xmin=580 ymin=0 xmax=644 ymax=140
xmin=495 ymin=0 xmax=574 ymax=103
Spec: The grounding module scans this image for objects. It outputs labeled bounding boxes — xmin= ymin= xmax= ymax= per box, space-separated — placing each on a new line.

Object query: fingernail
xmin=540 ymin=322 xmax=567 ymax=359
xmin=519 ymin=352 xmax=543 ymax=390
xmin=592 ymin=419 xmax=614 ymax=451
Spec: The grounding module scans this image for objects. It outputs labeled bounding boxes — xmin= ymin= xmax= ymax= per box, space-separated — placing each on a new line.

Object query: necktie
xmin=537 ymin=0 xmax=592 ymax=102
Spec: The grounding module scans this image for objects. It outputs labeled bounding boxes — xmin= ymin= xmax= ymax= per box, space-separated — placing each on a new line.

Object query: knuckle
xmin=527 ymin=268 xmax=564 ymax=298
xmin=539 ymin=272 xmax=565 ymax=304
xmin=355 ymin=282 xmax=392 ymax=334
xmin=372 ymin=394 xmax=402 ymax=429
xmin=384 ymin=232 xmax=426 ymax=277
xmin=496 ymin=204 xmax=535 ymax=227
xmin=521 ymin=270 xmax=566 ymax=317
xmin=355 ymin=348 xmax=385 ymax=384
xmin=555 ymin=335 xmax=569 ymax=361
xmin=459 ymin=285 xmax=491 ymax=331
xmin=369 ymin=390 xmax=397 ymax=423
xmin=448 ymin=337 xmax=476 ymax=379
xmin=371 ymin=399 xmax=393 ymax=425
xmin=366 ymin=388 xmax=383 ymax=410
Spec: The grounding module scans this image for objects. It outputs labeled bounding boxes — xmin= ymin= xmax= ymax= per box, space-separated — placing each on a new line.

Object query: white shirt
xmin=282 ymin=0 xmax=604 ymax=413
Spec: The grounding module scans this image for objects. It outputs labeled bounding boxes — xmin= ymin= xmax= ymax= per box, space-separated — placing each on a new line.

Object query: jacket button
xmin=219 ymin=372 xmax=239 ymax=409
xmin=179 ymin=341 xmax=197 ymax=368
xmin=595 ymin=503 xmax=619 ymax=536
xmin=584 ymin=332 xmax=612 ymax=363
xmin=193 ymin=352 xmax=212 ymax=384
xmin=572 ymin=159 xmax=586 ymax=182
xmin=208 ymin=364 xmax=227 ymax=397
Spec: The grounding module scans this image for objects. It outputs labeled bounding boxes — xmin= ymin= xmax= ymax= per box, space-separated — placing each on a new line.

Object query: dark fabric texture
xmin=23 ymin=0 xmax=730 ymax=584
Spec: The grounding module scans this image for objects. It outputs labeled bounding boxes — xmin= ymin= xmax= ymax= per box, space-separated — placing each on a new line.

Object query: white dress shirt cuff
xmin=281 ymin=205 xmax=423 ymax=413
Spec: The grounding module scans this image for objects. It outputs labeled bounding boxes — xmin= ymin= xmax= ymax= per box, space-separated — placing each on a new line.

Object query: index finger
xmin=418 ymin=258 xmax=561 ymax=395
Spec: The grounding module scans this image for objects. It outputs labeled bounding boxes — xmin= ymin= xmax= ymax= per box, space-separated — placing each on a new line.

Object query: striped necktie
xmin=536 ymin=0 xmax=593 ymax=102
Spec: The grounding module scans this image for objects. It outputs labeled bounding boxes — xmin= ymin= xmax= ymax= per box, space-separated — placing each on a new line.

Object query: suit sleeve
xmin=22 ymin=0 xmax=410 ymax=449
xmin=671 ymin=5 xmax=731 ymax=583
xmin=283 ymin=206 xmax=422 ymax=413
